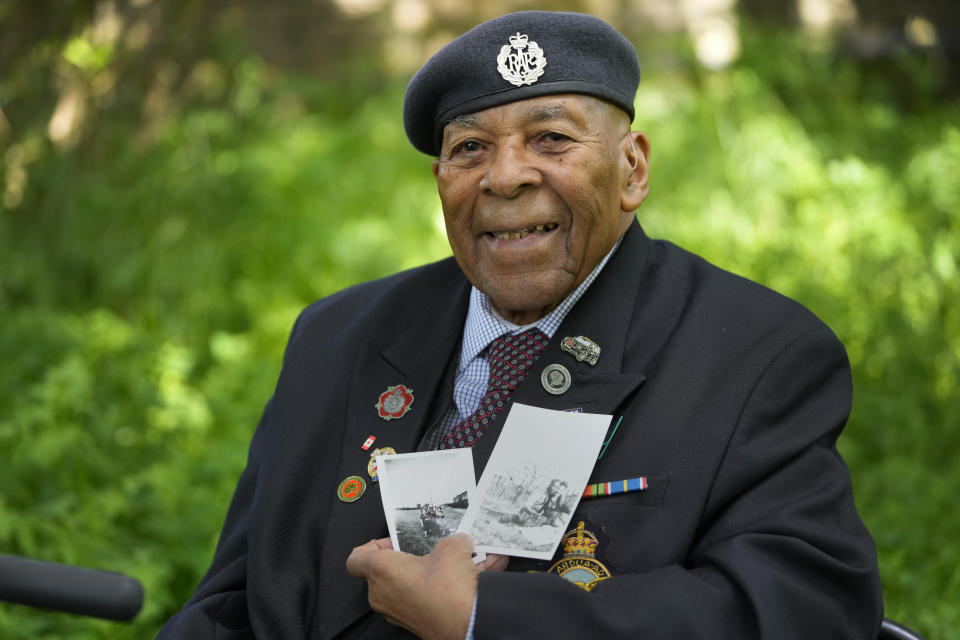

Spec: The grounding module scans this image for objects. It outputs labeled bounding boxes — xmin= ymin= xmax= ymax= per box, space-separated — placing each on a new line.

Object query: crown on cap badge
xmin=497 ymin=32 xmax=547 ymax=86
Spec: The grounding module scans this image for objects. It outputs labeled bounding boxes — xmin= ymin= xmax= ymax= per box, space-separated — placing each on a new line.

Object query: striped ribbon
xmin=582 ymin=477 xmax=648 ymax=499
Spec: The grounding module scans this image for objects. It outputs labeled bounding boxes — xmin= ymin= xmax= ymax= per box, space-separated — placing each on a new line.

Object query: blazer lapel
xmin=318 ymin=275 xmax=470 ymax=640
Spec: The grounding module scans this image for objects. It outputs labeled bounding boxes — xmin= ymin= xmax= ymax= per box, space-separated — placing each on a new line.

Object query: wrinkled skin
xmin=433 ymin=94 xmax=650 ymax=325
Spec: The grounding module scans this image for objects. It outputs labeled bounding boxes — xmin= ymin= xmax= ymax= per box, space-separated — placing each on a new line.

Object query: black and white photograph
xmin=459 ymin=403 xmax=612 ymax=560
xmin=376 ymin=449 xmax=478 ymax=557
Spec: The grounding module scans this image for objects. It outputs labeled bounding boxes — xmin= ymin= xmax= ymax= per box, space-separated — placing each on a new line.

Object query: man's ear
xmin=621 ymin=131 xmax=650 ymax=212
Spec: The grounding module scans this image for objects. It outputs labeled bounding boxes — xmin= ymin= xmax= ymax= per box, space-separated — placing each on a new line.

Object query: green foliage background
xmin=1 ymin=10 xmax=958 ymax=640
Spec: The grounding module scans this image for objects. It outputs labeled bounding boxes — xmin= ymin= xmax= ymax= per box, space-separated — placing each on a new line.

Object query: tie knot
xmin=488 ymin=328 xmax=548 ymax=390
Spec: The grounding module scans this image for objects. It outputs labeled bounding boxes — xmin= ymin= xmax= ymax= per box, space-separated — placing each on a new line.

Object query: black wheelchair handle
xmin=0 ymin=554 xmax=143 ymax=621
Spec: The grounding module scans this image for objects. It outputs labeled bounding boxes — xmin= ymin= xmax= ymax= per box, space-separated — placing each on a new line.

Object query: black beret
xmin=403 ymin=11 xmax=641 ymax=156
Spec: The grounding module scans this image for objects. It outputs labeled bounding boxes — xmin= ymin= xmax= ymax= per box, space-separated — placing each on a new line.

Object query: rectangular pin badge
xmin=361 ymin=436 xmax=376 ymax=451
xmin=581 ymin=476 xmax=648 ymax=499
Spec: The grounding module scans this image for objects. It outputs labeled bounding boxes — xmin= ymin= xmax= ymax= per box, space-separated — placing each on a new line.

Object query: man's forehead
xmin=447 ymin=103 xmax=569 ymax=129
xmin=443 ymin=96 xmax=603 ymax=133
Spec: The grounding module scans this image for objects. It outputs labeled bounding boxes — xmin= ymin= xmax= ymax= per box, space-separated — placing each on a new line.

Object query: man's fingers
xmin=352 ymin=537 xmax=394 ymax=553
xmin=435 ymin=535 xmax=508 ymax=571
xmin=478 ymin=553 xmax=509 ymax=572
xmin=433 ymin=532 xmax=474 ymax=558
xmin=346 ymin=537 xmax=394 ymax=578
xmin=348 ymin=533 xmax=482 ymax=639
xmin=345 ymin=545 xmax=374 ymax=578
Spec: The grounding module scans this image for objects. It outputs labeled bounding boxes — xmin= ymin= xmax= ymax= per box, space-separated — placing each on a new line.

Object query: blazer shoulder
xmin=289 ymin=256 xmax=465 ymax=342
xmin=659 ymin=240 xmax=835 ymax=325
xmin=641 ymin=239 xmax=845 ymax=361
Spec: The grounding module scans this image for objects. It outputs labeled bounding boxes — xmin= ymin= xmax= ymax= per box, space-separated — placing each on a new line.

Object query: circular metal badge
xmin=337 ymin=475 xmax=367 ymax=503
xmin=541 ymin=363 xmax=572 ymax=395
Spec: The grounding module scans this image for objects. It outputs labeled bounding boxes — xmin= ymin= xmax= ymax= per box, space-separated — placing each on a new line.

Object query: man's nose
xmin=479 ymin=142 xmax=541 ymax=198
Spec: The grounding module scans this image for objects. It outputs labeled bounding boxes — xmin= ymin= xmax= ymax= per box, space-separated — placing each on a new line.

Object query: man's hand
xmin=345 ymin=534 xmax=508 ymax=640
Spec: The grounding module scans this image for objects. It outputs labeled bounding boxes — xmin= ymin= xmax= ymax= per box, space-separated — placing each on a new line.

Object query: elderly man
xmin=158 ymin=11 xmax=883 ymax=640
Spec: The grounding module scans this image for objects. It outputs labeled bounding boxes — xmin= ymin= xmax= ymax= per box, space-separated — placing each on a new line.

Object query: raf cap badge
xmin=541 ymin=363 xmax=571 ymax=395
xmin=376 ymin=385 xmax=414 ymax=420
xmin=497 ymin=32 xmax=547 ymax=86
xmin=547 ymin=521 xmax=612 ymax=591
xmin=561 ymin=336 xmax=601 ymax=366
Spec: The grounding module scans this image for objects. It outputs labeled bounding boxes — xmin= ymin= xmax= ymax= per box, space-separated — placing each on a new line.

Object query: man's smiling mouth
xmin=489 ymin=223 xmax=559 ymax=240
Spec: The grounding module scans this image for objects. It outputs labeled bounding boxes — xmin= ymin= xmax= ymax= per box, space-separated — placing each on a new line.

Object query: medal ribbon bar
xmin=582 ymin=476 xmax=648 ymax=498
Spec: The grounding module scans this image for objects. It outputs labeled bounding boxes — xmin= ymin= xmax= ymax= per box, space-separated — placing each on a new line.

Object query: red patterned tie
xmin=440 ymin=328 xmax=549 ymax=449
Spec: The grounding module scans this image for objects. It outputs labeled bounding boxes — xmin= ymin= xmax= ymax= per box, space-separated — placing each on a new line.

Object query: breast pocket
xmin=571 ymin=476 xmax=673 ymax=573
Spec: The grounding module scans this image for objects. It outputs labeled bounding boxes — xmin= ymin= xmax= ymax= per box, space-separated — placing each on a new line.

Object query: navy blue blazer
xmin=158 ymin=222 xmax=883 ymax=639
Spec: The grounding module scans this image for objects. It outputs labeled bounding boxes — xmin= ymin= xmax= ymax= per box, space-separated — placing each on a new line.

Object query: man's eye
xmin=452 ymin=140 xmax=482 ymax=155
xmin=541 ymin=132 xmax=570 ymax=143
xmin=536 ymin=132 xmax=573 ymax=150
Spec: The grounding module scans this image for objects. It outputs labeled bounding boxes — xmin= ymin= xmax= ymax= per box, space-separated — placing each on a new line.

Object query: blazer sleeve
xmin=474 ymin=327 xmax=884 ymax=639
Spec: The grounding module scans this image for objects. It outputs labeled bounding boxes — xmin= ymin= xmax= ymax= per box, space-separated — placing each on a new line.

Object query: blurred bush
xmin=1 ymin=10 xmax=958 ymax=640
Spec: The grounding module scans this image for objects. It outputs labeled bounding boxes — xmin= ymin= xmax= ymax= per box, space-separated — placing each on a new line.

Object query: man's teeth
xmin=492 ymin=223 xmax=557 ymax=240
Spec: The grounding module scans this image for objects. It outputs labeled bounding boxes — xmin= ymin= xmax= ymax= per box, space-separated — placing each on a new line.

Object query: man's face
xmin=433 ymin=94 xmax=649 ymax=325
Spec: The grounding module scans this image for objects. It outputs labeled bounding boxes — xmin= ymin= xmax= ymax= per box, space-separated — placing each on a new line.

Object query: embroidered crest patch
xmin=546 ymin=521 xmax=612 ymax=591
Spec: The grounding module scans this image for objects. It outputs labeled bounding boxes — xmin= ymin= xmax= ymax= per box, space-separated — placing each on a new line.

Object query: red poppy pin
xmin=375 ymin=385 xmax=414 ymax=420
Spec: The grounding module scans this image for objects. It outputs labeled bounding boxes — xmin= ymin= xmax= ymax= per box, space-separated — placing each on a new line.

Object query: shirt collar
xmin=459 ymin=238 xmax=622 ymax=368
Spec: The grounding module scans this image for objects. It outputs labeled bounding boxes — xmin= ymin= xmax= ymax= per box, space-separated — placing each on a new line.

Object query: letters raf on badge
xmin=496 ymin=32 xmax=547 ymax=86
